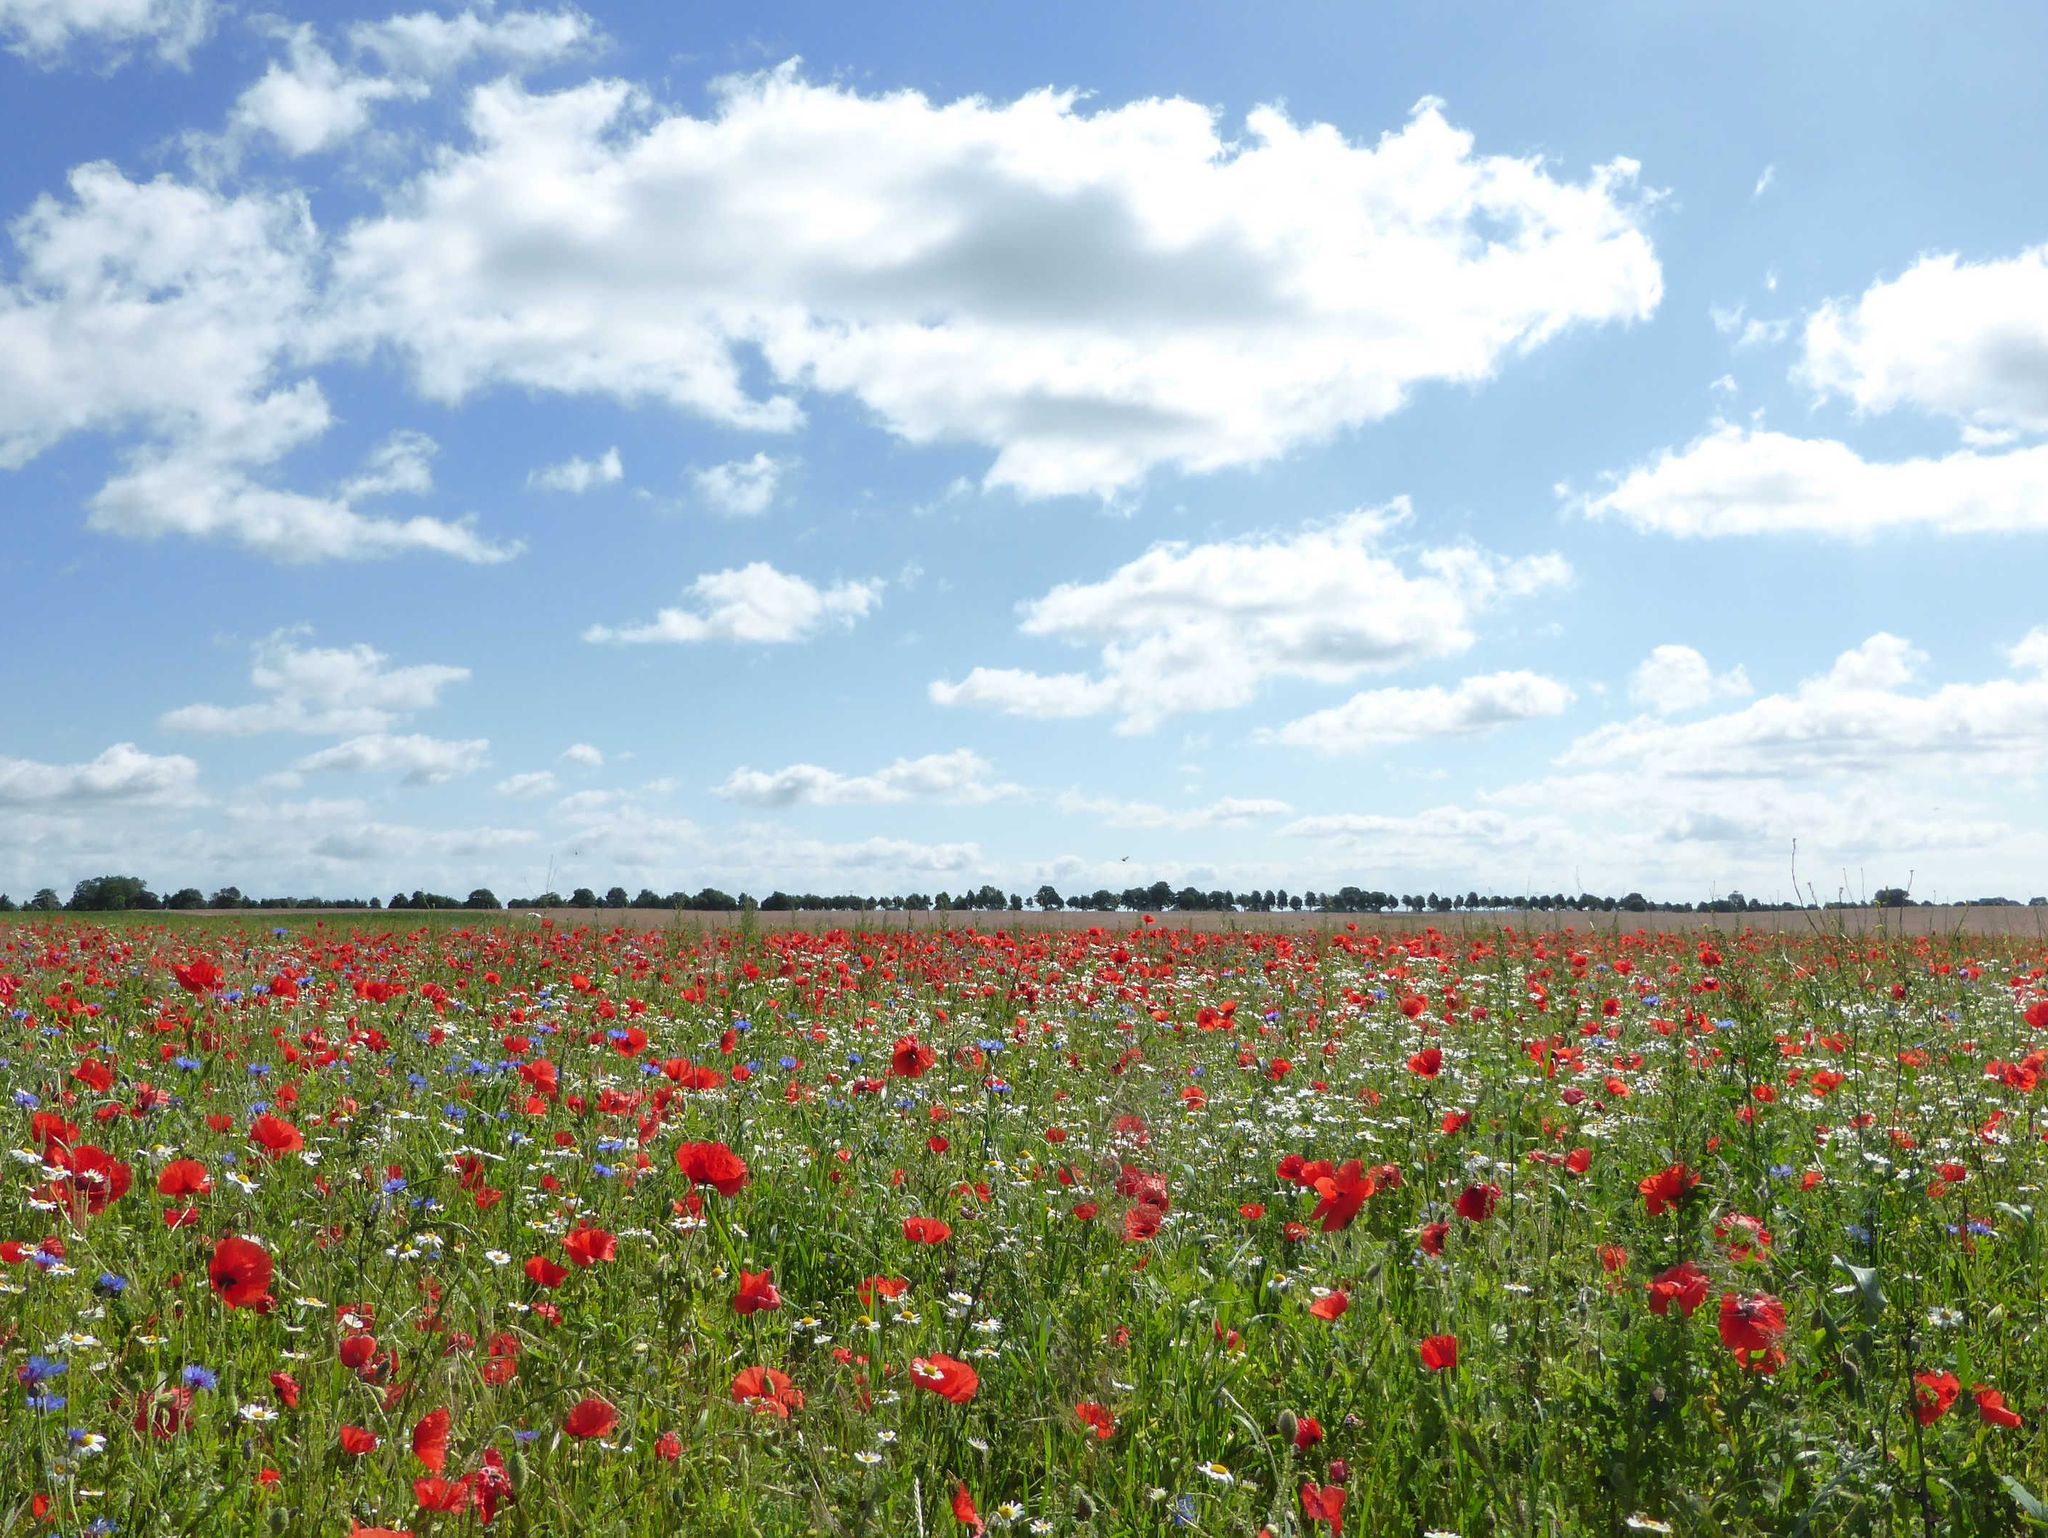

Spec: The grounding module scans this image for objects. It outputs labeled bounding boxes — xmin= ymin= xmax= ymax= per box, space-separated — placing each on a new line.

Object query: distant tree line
xmin=8 ymin=873 xmax=2046 ymax=917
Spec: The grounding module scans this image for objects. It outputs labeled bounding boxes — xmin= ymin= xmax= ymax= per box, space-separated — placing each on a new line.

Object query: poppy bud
xmin=1276 ymin=1408 xmax=1299 ymax=1446
xmin=1072 ymin=1489 xmax=1096 ymax=1521
xmin=1328 ymin=1458 xmax=1349 ymax=1486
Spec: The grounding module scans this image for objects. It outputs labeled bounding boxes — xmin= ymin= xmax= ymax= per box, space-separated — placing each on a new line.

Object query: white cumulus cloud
xmin=931 ymin=503 xmax=1568 ymax=731
xmin=585 ymin=562 xmax=881 ymax=644
xmin=1627 ymin=645 xmax=1752 ymax=715
xmin=1259 ymin=671 xmax=1572 ymax=754
xmin=716 ymin=749 xmax=1019 ymax=807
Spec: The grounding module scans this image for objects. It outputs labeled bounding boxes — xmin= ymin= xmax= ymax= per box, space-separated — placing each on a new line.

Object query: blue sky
xmin=5 ymin=0 xmax=2048 ymax=905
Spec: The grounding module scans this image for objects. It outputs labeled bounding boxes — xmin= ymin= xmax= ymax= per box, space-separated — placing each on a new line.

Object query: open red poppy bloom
xmin=911 ymin=1353 xmax=979 ymax=1405
xmin=411 ymin=1408 xmax=450 ymax=1472
xmin=675 ymin=1140 xmax=750 ymax=1196
xmin=1308 ymin=1160 xmax=1375 ymax=1232
xmin=1912 ymin=1370 xmax=1960 ymax=1425
xmin=561 ymin=1225 xmax=617 ymax=1266
xmin=903 ymin=1216 xmax=952 ymax=1245
xmin=564 ymin=1397 xmax=618 ymax=1439
xmin=1454 ymin=1183 xmax=1500 ymax=1222
xmin=730 ymin=1366 xmax=804 ymax=1417
xmin=1646 ymin=1261 xmax=1709 ymax=1318
xmin=890 ymin=1036 xmax=936 ymax=1078
xmin=1418 ymin=1333 xmax=1459 ymax=1372
xmin=208 ymin=1235 xmax=274 ymax=1311
xmin=157 ymin=1158 xmax=211 ymax=1198
xmin=1638 ymin=1163 xmax=1701 ymax=1216
xmin=1308 ymin=1289 xmax=1350 ymax=1321
xmin=1301 ymin=1481 xmax=1347 ymax=1535
xmin=524 ymin=1256 xmax=569 ymax=1288
xmin=950 ymin=1483 xmax=984 ymax=1535
xmin=248 ymin=1114 xmax=304 ymax=1158
xmin=734 ymin=1268 xmax=783 ymax=1314
xmin=1075 ymin=1402 xmax=1115 ymax=1439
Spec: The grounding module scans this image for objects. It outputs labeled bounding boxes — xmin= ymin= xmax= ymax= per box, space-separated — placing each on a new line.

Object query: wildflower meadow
xmin=6 ymin=911 xmax=2048 ymax=1538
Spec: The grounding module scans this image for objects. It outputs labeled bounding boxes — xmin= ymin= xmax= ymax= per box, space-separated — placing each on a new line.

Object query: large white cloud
xmin=1258 ymin=670 xmax=1572 ymax=754
xmin=293 ymin=733 xmax=490 ymax=785
xmin=1579 ymin=424 xmax=2048 ymax=537
xmin=0 ymin=742 xmax=200 ymax=805
xmin=161 ymin=631 xmax=469 ymax=736
xmin=931 ymin=504 xmax=1569 ymax=731
xmin=716 ymin=749 xmax=1019 ymax=807
xmin=585 ymin=561 xmax=882 ymax=644
xmin=1799 ymin=245 xmax=2048 ymax=435
xmin=1560 ymin=633 xmax=2048 ymax=780
xmin=0 ymin=0 xmax=210 ymax=65
xmin=1627 ymin=644 xmax=1752 ymax=715
xmin=0 ymin=164 xmax=513 ymax=561
xmin=326 ymin=73 xmax=1660 ymax=497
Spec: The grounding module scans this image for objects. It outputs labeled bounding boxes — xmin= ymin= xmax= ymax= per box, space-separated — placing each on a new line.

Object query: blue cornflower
xmin=778 ymin=1055 xmax=799 ymax=1071
xmin=95 ymin=1273 xmax=127 ymax=1296
xmin=382 ymin=1176 xmax=407 ymax=1195
xmin=11 ymin=1089 xmax=38 ymax=1108
xmin=18 ymin=1355 xmax=66 ymax=1386
xmin=25 ymin=1393 xmax=65 ymax=1413
xmin=246 ymin=1063 xmax=269 ymax=1078
xmin=181 ymin=1365 xmax=218 ymax=1391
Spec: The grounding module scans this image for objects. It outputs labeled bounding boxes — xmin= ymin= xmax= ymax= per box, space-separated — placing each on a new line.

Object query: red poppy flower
xmin=1912 ymin=1370 xmax=1960 ymax=1426
xmin=1974 ymin=1384 xmax=2024 ymax=1428
xmin=1419 ymin=1221 xmax=1449 ymax=1256
xmin=734 ymin=1268 xmax=783 ymax=1315
xmin=269 ymin=1371 xmax=300 ymax=1409
xmin=1638 ymin=1163 xmax=1701 ymax=1216
xmin=1301 ymin=1481 xmax=1347 ymax=1535
xmin=524 ymin=1256 xmax=569 ymax=1289
xmin=1454 ymin=1183 xmax=1500 ymax=1223
xmin=1293 ymin=1415 xmax=1323 ymax=1450
xmin=564 ymin=1397 xmax=618 ymax=1440
xmin=1646 ymin=1261 xmax=1709 ymax=1318
xmin=857 ymin=1275 xmax=908 ymax=1305
xmin=911 ymin=1353 xmax=979 ymax=1405
xmin=902 ymin=1216 xmax=952 ymax=1245
xmin=1121 ymin=1204 xmax=1162 ymax=1243
xmin=1308 ymin=1290 xmax=1350 ymax=1321
xmin=951 ymin=1483 xmax=984 ymax=1535
xmin=891 ymin=1037 xmax=937 ymax=1079
xmin=730 ymin=1365 xmax=804 ymax=1417
xmin=675 ymin=1141 xmax=750 ymax=1197
xmin=411 ymin=1408 xmax=450 ymax=1472
xmin=1418 ymin=1334 xmax=1459 ymax=1372
xmin=561 ymin=1225 xmax=617 ymax=1267
xmin=208 ymin=1235 xmax=274 ymax=1311
xmin=1075 ymin=1402 xmax=1115 ymax=1440
xmin=1717 ymin=1291 xmax=1787 ymax=1372
xmin=340 ymin=1426 xmax=380 ymax=1456
xmin=1307 ymin=1160 xmax=1375 ymax=1233
xmin=1407 ymin=1047 xmax=1442 ymax=1078
xmin=655 ymin=1430 xmax=683 ymax=1461
xmin=157 ymin=1159 xmax=211 ymax=1198
xmin=248 ymin=1114 xmax=304 ymax=1158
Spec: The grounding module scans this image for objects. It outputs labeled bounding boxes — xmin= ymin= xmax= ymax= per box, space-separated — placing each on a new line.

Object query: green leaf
xmin=2000 ymin=1474 xmax=2048 ymax=1527
xmin=1831 ymin=1254 xmax=1885 ymax=1323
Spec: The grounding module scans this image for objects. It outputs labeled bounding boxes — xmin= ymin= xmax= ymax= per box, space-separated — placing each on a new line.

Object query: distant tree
xmin=1033 ymin=885 xmax=1065 ymax=911
xmin=164 ymin=887 xmax=205 ymax=909
xmin=602 ymin=886 xmax=629 ymax=908
xmin=464 ymin=889 xmax=500 ymax=910
xmin=26 ymin=888 xmax=61 ymax=912
xmin=629 ymin=889 xmax=663 ymax=909
xmin=69 ymin=875 xmax=159 ymax=911
xmin=0 ymin=893 xmax=14 ymax=912
xmin=209 ymin=886 xmax=245 ymax=910
xmin=1873 ymin=886 xmax=1912 ymax=908
xmin=569 ymin=887 xmax=598 ymax=908
xmin=1008 ymin=893 xmax=1023 ymax=911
